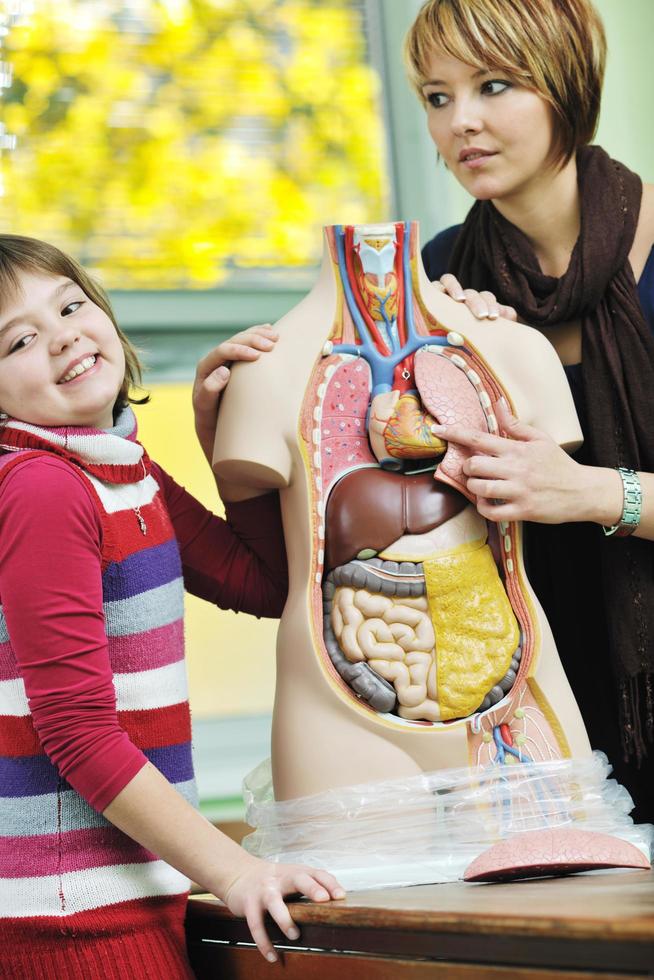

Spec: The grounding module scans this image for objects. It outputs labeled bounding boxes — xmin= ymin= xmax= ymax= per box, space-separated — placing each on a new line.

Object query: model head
xmin=0 ymin=234 xmax=147 ymax=422
xmin=404 ymin=0 xmax=606 ymax=165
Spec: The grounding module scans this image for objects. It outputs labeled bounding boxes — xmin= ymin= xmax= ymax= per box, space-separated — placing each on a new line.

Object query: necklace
xmin=106 ymin=458 xmax=149 ymax=535
xmin=134 ymin=458 xmax=148 ymax=534
xmin=134 ymin=505 xmax=147 ymax=535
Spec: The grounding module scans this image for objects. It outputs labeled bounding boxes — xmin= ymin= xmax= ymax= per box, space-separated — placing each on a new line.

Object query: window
xmin=2 ymin=0 xmax=391 ymax=289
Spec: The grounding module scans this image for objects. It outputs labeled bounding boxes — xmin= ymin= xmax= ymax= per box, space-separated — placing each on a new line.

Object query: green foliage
xmin=1 ymin=0 xmax=389 ymax=287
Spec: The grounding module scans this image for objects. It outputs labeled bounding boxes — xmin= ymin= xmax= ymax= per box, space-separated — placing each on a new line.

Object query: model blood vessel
xmin=214 ymin=222 xmax=592 ymax=801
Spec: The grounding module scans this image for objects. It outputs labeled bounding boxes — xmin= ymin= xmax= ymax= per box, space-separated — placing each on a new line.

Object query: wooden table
xmin=186 ymin=870 xmax=654 ymax=978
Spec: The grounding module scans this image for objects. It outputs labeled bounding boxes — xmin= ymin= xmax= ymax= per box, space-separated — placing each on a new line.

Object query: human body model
xmin=404 ymin=0 xmax=654 ymax=821
xmin=214 ymin=220 xmax=594 ymax=802
xmin=0 ymin=236 xmax=343 ymax=977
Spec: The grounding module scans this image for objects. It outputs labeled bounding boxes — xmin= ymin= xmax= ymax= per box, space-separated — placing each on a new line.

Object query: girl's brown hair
xmin=0 ymin=235 xmax=149 ymax=411
xmin=404 ymin=0 xmax=606 ymax=164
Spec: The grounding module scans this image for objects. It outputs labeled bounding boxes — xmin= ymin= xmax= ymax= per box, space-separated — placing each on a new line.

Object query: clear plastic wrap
xmin=242 ymin=751 xmax=653 ymax=890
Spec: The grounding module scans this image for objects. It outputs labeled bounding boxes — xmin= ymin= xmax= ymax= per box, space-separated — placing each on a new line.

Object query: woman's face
xmin=421 ymin=49 xmax=558 ymax=205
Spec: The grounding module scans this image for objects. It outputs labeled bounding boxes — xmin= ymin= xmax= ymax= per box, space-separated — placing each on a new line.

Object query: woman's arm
xmin=629 ymin=182 xmax=654 ymax=283
xmin=439 ymin=273 xmax=518 ymax=321
xmin=431 ymin=401 xmax=654 ymax=537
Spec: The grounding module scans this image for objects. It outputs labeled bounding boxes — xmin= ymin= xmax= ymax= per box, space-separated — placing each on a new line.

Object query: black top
xmin=422 ymin=222 xmax=654 ymax=333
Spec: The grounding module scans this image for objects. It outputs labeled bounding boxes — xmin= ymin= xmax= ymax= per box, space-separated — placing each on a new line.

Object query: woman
xmin=405 ymin=0 xmax=654 ymax=820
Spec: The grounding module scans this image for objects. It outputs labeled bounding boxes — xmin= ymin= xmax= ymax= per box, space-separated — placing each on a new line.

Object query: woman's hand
xmin=439 ymin=274 xmax=518 ymax=321
xmin=432 ymin=400 xmax=617 ymax=525
xmin=223 ymin=857 xmax=346 ymax=963
xmin=193 ymin=324 xmax=278 ymax=464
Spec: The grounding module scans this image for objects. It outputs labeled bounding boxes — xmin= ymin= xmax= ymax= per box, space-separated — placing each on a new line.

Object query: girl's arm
xmin=104 ymin=762 xmax=344 ymax=963
xmin=153 ymin=461 xmax=288 ymax=616
xmin=0 ymin=456 xmax=148 ymax=807
xmin=172 ymin=326 xmax=289 ymax=616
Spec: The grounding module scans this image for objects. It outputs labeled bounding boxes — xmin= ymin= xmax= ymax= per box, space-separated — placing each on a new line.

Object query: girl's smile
xmin=0 ymin=271 xmax=125 ymax=428
xmin=58 ymin=352 xmax=99 ymax=385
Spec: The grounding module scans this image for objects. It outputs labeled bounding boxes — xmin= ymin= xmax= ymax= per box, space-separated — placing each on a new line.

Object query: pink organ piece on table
xmin=464 ymin=829 xmax=651 ymax=883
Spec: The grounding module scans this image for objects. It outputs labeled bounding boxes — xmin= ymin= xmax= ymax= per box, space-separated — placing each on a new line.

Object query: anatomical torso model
xmin=214 ymin=222 xmax=593 ymax=804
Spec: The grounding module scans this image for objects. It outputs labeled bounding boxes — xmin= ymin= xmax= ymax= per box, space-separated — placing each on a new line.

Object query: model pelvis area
xmin=301 ymin=222 xmax=566 ymax=765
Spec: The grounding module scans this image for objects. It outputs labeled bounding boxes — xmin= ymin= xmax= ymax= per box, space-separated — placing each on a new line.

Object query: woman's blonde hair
xmin=0 ymin=235 xmax=149 ymax=411
xmin=404 ymin=0 xmax=606 ymax=163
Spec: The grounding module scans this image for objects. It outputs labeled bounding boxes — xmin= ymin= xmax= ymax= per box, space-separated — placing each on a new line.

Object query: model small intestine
xmin=301 ymin=222 xmax=564 ymax=766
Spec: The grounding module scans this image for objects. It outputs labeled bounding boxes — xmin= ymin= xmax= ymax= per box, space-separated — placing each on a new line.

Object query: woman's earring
xmin=0 ymin=413 xmax=7 ymax=420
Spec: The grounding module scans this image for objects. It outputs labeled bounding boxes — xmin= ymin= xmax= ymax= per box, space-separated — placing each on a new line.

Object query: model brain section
xmin=322 ymin=468 xmax=521 ymax=722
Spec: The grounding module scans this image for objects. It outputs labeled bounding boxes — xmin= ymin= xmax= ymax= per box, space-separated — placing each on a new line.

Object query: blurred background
xmin=2 ymin=0 xmax=653 ymax=823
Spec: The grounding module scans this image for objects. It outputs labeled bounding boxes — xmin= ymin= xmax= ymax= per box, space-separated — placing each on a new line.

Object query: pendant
xmin=134 ymin=507 xmax=147 ymax=535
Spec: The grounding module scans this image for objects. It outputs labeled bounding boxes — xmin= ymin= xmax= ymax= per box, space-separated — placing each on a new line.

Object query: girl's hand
xmin=193 ymin=324 xmax=278 ymax=463
xmin=439 ymin=274 xmax=518 ymax=321
xmin=223 ymin=858 xmax=346 ymax=963
xmin=102 ymin=764 xmax=344 ymax=971
xmin=432 ymin=400 xmax=602 ymax=524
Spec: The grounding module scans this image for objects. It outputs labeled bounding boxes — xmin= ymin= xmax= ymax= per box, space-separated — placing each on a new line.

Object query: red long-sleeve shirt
xmin=0 ymin=456 xmax=287 ymax=809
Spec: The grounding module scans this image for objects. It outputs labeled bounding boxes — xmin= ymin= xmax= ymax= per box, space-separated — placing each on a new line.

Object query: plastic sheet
xmin=242 ymin=752 xmax=653 ymax=890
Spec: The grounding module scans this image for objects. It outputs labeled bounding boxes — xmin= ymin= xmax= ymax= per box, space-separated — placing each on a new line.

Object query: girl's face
xmin=421 ymin=49 xmax=558 ymax=206
xmin=0 ymin=271 xmax=125 ymax=429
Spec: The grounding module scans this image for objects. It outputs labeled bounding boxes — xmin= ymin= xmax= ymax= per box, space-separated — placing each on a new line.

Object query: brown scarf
xmin=449 ymin=145 xmax=654 ymax=760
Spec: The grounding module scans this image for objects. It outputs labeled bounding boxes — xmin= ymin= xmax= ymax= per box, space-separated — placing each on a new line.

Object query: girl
xmin=404 ymin=1 xmax=654 ymax=819
xmin=0 ymin=234 xmax=344 ymax=979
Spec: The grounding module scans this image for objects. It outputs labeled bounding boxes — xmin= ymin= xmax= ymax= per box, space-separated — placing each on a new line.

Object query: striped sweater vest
xmin=0 ymin=412 xmax=197 ymax=935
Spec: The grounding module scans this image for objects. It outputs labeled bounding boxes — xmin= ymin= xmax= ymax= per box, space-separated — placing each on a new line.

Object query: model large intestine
xmin=213 ymin=222 xmax=649 ymax=880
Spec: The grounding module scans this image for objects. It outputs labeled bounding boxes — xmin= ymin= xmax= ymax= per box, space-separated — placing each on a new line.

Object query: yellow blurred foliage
xmin=1 ymin=0 xmax=389 ymax=288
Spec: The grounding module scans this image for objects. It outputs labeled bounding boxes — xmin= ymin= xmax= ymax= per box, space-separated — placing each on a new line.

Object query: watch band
xmin=603 ymin=467 xmax=642 ymax=538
